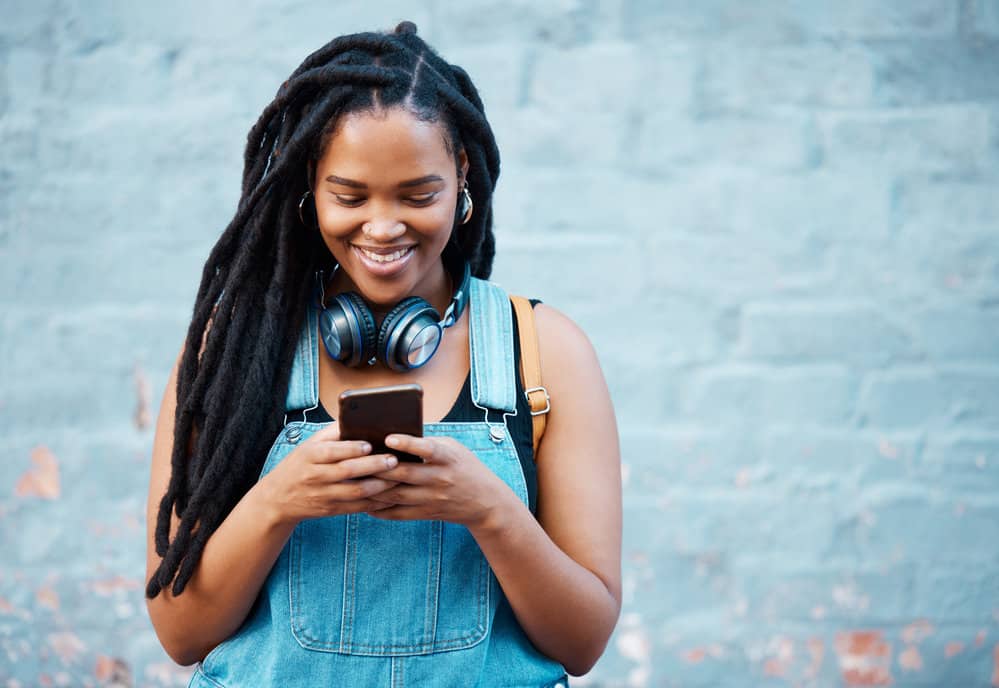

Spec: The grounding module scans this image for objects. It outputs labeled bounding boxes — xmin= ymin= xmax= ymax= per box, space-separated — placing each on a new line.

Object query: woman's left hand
xmin=364 ymin=434 xmax=509 ymax=529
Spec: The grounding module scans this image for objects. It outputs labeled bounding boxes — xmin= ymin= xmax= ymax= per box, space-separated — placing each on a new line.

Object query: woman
xmin=144 ymin=21 xmax=621 ymax=687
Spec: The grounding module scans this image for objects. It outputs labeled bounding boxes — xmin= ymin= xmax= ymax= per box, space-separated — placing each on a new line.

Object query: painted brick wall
xmin=2 ymin=1 xmax=998 ymax=686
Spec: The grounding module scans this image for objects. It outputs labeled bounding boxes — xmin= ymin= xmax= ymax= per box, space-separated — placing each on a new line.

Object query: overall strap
xmin=284 ymin=302 xmax=320 ymax=415
xmin=282 ymin=278 xmax=517 ymax=419
xmin=510 ymin=295 xmax=550 ymax=455
xmin=468 ymin=277 xmax=518 ymax=415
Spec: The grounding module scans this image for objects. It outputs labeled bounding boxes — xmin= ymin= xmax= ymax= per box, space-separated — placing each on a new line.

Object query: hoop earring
xmin=459 ymin=181 xmax=473 ymax=225
xmin=298 ymin=190 xmax=316 ymax=227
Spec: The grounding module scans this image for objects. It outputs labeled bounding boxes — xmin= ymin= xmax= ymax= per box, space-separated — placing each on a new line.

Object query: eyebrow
xmin=324 ymin=174 xmax=445 ymax=189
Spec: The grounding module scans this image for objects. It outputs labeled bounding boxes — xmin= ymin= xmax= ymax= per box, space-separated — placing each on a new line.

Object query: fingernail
xmin=385 ymin=455 xmax=398 ymax=468
xmin=385 ymin=436 xmax=399 ymax=447
xmin=361 ymin=442 xmax=372 ymax=453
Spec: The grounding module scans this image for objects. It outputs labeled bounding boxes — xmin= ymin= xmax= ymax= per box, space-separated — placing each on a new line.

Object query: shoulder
xmin=532 ymin=302 xmax=599 ymax=372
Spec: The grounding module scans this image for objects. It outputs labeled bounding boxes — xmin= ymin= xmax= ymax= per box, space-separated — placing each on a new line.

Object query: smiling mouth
xmin=353 ymin=245 xmax=415 ymax=263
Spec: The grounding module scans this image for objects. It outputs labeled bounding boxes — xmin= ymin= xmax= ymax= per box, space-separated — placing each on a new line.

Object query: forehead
xmin=317 ymin=107 xmax=453 ymax=174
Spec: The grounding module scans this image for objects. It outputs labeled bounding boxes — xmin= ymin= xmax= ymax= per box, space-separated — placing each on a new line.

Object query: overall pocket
xmin=289 ymin=514 xmax=490 ymax=655
xmin=285 ymin=426 xmax=527 ymax=657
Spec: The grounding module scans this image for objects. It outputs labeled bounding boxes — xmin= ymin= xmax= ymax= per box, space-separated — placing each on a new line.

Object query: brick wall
xmin=2 ymin=1 xmax=997 ymax=686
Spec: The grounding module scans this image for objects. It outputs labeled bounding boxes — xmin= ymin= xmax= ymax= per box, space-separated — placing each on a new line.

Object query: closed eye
xmin=331 ymin=192 xmax=439 ymax=207
xmin=333 ymin=194 xmax=364 ymax=207
xmin=407 ymin=192 xmax=438 ymax=205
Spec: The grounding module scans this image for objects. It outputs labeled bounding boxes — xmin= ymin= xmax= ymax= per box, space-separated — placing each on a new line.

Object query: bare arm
xmin=467 ymin=303 xmax=623 ymax=676
xmin=145 ymin=341 xmax=398 ymax=665
xmin=144 ymin=346 xmax=299 ymax=665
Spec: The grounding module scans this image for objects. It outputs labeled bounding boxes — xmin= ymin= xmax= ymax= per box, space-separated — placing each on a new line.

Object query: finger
xmin=329 ymin=477 xmax=399 ymax=502
xmin=371 ymin=462 xmax=441 ymax=486
xmin=326 ymin=454 xmax=399 ymax=482
xmin=365 ymin=505 xmax=425 ymax=520
xmin=334 ymin=498 xmax=395 ymax=513
xmin=385 ymin=435 xmax=451 ymax=464
xmin=366 ymin=485 xmax=432 ymax=506
xmin=311 ymin=441 xmax=374 ymax=463
xmin=306 ymin=424 xmax=341 ymax=443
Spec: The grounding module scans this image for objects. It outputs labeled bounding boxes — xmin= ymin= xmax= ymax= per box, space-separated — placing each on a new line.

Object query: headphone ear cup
xmin=377 ymin=297 xmax=441 ymax=372
xmin=319 ymin=291 xmax=378 ymax=367
xmin=340 ymin=292 xmax=378 ymax=366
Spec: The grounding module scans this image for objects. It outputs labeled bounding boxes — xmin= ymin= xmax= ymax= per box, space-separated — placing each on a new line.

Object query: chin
xmin=344 ymin=267 xmax=419 ymax=305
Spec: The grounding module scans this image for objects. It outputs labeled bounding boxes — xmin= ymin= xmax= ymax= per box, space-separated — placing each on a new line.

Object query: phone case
xmin=337 ymin=383 xmax=424 ymax=462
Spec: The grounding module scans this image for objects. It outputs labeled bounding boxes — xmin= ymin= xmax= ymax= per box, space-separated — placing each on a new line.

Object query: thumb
xmin=307 ymin=422 xmax=340 ymax=443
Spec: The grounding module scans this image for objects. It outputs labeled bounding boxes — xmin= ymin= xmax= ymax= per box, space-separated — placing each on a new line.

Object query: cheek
xmin=314 ymin=202 xmax=354 ymax=236
xmin=415 ymin=205 xmax=458 ymax=235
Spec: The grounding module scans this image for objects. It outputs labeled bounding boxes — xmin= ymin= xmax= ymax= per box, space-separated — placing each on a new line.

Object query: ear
xmin=457 ymin=148 xmax=469 ymax=185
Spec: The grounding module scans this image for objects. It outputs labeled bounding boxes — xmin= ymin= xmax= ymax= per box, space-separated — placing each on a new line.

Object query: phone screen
xmin=337 ymin=383 xmax=424 ymax=463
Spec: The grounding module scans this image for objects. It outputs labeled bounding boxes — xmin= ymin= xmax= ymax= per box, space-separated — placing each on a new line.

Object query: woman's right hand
xmin=259 ymin=424 xmax=399 ymax=527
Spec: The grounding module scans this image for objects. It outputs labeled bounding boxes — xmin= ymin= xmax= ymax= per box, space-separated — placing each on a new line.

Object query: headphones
xmin=315 ymin=256 xmax=471 ymax=372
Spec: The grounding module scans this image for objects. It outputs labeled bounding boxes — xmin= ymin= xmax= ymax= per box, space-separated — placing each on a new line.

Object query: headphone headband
xmin=314 ymin=257 xmax=470 ymax=328
xmin=314 ymin=256 xmax=473 ymax=371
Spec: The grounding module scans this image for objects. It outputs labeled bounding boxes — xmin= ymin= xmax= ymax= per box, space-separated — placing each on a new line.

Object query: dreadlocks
xmin=146 ymin=20 xmax=501 ymax=599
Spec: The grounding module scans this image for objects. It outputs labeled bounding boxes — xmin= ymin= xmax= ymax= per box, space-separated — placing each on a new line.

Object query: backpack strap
xmin=510 ymin=295 xmax=550 ymax=458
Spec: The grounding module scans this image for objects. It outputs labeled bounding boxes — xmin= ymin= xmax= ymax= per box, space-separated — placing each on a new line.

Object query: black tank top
xmin=305 ymin=299 xmax=542 ymax=515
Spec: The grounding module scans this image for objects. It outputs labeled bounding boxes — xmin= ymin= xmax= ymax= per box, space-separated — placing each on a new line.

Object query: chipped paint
xmin=683 ymin=647 xmax=707 ymax=664
xmin=832 ymin=581 xmax=871 ymax=613
xmin=898 ymin=645 xmax=923 ymax=671
xmin=94 ymin=655 xmax=131 ymax=684
xmin=763 ymin=657 xmax=787 ymax=678
xmin=143 ymin=661 xmax=195 ymax=685
xmin=89 ymin=575 xmax=141 ymax=596
xmin=616 ymin=614 xmax=651 ymax=688
xmin=681 ymin=644 xmax=724 ymax=665
xmin=15 ymin=446 xmax=61 ymax=499
xmin=945 ymin=641 xmax=964 ymax=658
xmin=763 ymin=636 xmax=794 ymax=677
xmin=835 ymin=630 xmax=893 ymax=686
xmin=35 ymin=584 xmax=59 ymax=611
xmin=805 ymin=637 xmax=825 ymax=679
xmin=901 ymin=619 xmax=934 ymax=644
xmin=46 ymin=631 xmax=86 ymax=664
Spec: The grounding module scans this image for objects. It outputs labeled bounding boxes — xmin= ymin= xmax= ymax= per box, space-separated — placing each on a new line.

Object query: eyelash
xmin=334 ymin=192 xmax=438 ymax=207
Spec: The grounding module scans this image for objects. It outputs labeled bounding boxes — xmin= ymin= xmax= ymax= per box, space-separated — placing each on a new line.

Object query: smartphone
xmin=337 ymin=383 xmax=424 ymax=463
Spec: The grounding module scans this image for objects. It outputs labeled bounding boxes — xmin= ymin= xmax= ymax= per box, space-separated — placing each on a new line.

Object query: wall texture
xmin=2 ymin=1 xmax=998 ymax=686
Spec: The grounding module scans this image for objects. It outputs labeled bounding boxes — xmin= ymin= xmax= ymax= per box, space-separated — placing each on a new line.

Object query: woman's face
xmin=310 ymin=106 xmax=469 ymax=309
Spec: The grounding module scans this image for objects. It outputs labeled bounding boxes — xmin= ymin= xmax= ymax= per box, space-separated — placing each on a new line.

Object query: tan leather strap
xmin=510 ymin=295 xmax=550 ymax=458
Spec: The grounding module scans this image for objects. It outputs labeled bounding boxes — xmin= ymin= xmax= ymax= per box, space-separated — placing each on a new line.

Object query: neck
xmin=323 ymin=260 xmax=455 ymax=322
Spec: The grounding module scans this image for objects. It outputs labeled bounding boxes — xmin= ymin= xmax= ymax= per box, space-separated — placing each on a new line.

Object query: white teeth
xmin=357 ymin=246 xmax=412 ymax=263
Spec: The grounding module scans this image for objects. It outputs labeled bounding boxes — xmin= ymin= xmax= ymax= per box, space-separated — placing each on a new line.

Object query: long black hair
xmin=146 ymin=20 xmax=501 ymax=599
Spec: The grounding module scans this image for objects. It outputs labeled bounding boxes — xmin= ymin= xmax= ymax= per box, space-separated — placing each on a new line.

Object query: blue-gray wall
xmin=2 ymin=1 xmax=998 ymax=686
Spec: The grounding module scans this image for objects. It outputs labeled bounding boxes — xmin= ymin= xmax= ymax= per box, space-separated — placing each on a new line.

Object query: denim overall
xmin=189 ymin=277 xmax=569 ymax=688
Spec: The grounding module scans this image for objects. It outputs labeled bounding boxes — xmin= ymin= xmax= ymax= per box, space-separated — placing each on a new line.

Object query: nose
xmin=362 ymin=218 xmax=406 ymax=242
